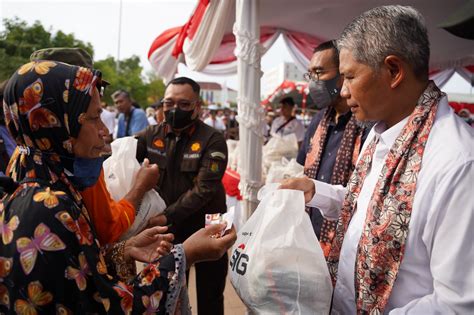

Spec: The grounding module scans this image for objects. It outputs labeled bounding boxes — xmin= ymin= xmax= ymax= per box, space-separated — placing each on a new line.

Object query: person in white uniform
xmin=270 ymin=96 xmax=305 ymax=145
xmin=281 ymin=5 xmax=474 ymax=314
xmin=204 ymin=104 xmax=226 ymax=131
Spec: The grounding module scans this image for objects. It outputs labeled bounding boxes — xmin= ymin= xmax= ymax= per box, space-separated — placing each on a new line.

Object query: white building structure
xmin=261 ymin=62 xmax=305 ymax=98
xmin=198 ymin=81 xmax=238 ymax=105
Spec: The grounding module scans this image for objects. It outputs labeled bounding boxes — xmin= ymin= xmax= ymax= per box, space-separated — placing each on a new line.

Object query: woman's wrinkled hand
xmin=134 ymin=158 xmax=159 ymax=192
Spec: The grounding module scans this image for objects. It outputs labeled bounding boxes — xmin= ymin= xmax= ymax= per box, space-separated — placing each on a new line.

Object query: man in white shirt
xmin=204 ymin=104 xmax=226 ymax=132
xmin=270 ymin=97 xmax=305 ymax=146
xmin=281 ymin=5 xmax=473 ymax=314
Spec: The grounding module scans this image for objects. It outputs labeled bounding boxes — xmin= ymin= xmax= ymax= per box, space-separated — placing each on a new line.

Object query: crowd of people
xmin=0 ymin=4 xmax=472 ymax=315
xmin=93 ymin=90 xmax=240 ymax=149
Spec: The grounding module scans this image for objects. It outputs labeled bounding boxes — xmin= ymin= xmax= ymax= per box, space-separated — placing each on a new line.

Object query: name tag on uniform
xmin=184 ymin=153 xmax=200 ymax=159
xmin=148 ymin=147 xmax=167 ymax=157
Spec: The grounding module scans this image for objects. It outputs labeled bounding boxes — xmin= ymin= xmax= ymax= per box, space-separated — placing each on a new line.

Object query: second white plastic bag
xmin=230 ymin=184 xmax=332 ymax=314
xmin=103 ymin=137 xmax=166 ymax=240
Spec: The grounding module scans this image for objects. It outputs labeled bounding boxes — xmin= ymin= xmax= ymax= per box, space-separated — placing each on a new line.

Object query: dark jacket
xmin=136 ymin=120 xmax=228 ymax=243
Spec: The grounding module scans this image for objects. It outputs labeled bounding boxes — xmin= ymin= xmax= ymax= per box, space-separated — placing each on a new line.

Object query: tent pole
xmin=234 ymin=0 xmax=264 ymax=218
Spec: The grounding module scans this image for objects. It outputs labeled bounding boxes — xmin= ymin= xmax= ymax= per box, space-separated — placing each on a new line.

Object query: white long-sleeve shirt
xmin=100 ymin=109 xmax=116 ymax=136
xmin=270 ymin=116 xmax=305 ymax=142
xmin=203 ymin=116 xmax=226 ymax=131
xmin=308 ymin=97 xmax=474 ymax=314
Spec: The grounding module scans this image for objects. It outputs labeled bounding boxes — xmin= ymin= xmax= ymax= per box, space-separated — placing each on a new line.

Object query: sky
xmin=1 ymin=0 xmax=471 ymax=95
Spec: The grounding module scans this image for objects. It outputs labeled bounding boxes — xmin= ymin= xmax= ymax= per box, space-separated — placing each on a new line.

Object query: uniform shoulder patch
xmin=210 ymin=151 xmax=226 ymax=160
xmin=210 ymin=161 xmax=220 ymax=172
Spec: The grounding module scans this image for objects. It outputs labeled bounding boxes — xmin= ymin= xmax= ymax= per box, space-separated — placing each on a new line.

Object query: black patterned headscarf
xmin=3 ymin=60 xmax=103 ymax=195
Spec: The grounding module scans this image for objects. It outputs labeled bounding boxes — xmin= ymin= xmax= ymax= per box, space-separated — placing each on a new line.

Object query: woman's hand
xmin=124 ymin=158 xmax=159 ymax=209
xmin=134 ymin=158 xmax=159 ymax=192
xmin=183 ymin=224 xmax=237 ymax=267
xmin=124 ymin=226 xmax=174 ymax=263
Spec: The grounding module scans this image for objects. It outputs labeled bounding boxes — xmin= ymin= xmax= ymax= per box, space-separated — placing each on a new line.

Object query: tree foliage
xmin=94 ymin=57 xmax=165 ymax=107
xmin=0 ymin=17 xmax=166 ymax=108
xmin=0 ymin=17 xmax=93 ymax=81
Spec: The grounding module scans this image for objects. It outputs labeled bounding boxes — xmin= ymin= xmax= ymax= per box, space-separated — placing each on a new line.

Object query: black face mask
xmin=308 ymin=73 xmax=341 ymax=109
xmin=164 ymin=108 xmax=195 ymax=129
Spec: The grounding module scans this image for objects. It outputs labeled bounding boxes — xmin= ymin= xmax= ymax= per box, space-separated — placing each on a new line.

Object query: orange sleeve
xmin=81 ymin=169 xmax=136 ymax=245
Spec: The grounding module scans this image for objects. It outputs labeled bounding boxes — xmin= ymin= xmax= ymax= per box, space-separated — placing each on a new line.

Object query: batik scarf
xmin=327 ymin=81 xmax=442 ymax=314
xmin=3 ymin=61 xmax=102 ymax=204
xmin=304 ymin=107 xmax=361 ymax=257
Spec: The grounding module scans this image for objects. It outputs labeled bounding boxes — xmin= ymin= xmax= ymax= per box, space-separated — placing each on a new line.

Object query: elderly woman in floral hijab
xmin=0 ymin=60 xmax=235 ymax=314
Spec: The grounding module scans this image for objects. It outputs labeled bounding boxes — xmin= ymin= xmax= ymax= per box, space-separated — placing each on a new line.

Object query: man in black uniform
xmin=136 ymin=77 xmax=228 ymax=315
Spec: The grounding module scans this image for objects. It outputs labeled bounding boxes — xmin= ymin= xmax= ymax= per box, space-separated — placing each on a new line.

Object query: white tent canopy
xmin=149 ymin=0 xmax=474 ymax=80
xmin=148 ymin=0 xmax=474 ymax=216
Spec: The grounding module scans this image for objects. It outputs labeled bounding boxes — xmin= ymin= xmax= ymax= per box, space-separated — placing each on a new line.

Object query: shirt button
xmin=328 ymin=152 xmax=332 ymax=156
xmin=321 ymin=175 xmax=325 ymax=180
xmin=334 ymin=130 xmax=338 ymax=134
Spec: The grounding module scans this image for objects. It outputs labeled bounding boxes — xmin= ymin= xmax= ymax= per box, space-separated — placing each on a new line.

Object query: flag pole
xmin=116 ymin=0 xmax=123 ymax=72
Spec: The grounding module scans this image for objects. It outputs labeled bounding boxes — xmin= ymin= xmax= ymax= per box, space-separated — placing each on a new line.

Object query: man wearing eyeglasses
xmin=136 ymin=77 xmax=228 ymax=315
xmin=298 ymin=40 xmax=369 ymax=257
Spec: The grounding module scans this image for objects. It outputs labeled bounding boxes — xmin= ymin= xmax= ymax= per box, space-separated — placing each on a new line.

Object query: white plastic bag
xmin=226 ymin=196 xmax=245 ymax=232
xmin=230 ymin=184 xmax=332 ymax=314
xmin=262 ymin=133 xmax=299 ymax=179
xmin=263 ymin=133 xmax=299 ymax=164
xmin=265 ymin=157 xmax=304 ymax=184
xmin=284 ymin=158 xmax=304 ymax=178
xmin=227 ymin=139 xmax=240 ymax=171
xmin=103 ymin=137 xmax=166 ymax=240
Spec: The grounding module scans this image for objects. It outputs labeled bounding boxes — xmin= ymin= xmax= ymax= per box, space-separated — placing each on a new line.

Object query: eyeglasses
xmin=161 ymin=99 xmax=198 ymax=111
xmin=78 ymin=112 xmax=103 ymax=126
xmin=303 ymin=67 xmax=339 ymax=82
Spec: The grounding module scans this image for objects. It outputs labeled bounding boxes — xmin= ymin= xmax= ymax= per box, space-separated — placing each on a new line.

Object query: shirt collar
xmin=125 ymin=106 xmax=134 ymax=117
xmin=373 ymin=116 xmax=409 ymax=147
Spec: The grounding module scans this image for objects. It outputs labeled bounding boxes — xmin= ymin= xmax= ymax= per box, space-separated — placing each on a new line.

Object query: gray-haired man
xmin=281 ymin=5 xmax=473 ymax=314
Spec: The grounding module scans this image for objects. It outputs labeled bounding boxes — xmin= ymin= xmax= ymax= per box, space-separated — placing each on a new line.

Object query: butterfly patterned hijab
xmin=3 ymin=60 xmax=102 ymax=189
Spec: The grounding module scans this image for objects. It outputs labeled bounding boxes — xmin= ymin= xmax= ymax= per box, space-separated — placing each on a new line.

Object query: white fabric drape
xmin=429 ymin=69 xmax=456 ymax=88
xmin=149 ymin=0 xmax=474 ymax=81
xmin=282 ymin=32 xmax=311 ymax=74
xmin=235 ymin=0 xmax=265 ymax=215
xmin=456 ymin=67 xmax=474 ymax=87
xmin=149 ymin=34 xmax=183 ymax=83
xmin=199 ymin=30 xmax=280 ymax=76
xmin=428 ymin=67 xmax=474 ymax=88
xmin=182 ymin=0 xmax=235 ymax=71
xmin=200 ymin=61 xmax=239 ymax=76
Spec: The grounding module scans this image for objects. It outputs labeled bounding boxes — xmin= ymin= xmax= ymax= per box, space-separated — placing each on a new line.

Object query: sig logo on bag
xmin=230 ymin=243 xmax=249 ymax=276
